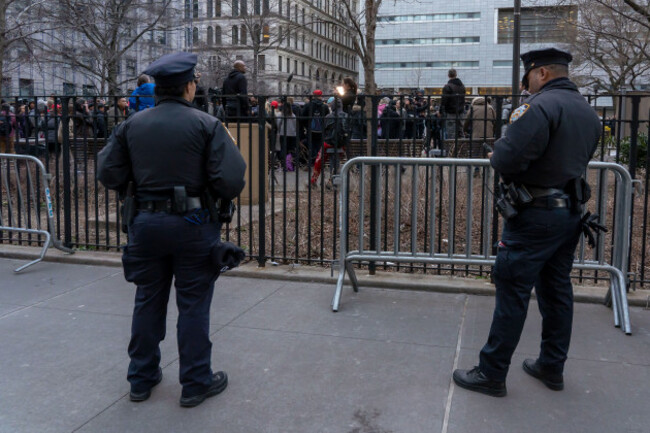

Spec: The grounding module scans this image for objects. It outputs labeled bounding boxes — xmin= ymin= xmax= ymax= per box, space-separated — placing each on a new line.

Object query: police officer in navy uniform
xmin=97 ymin=52 xmax=246 ymax=407
xmin=453 ymin=48 xmax=601 ymax=396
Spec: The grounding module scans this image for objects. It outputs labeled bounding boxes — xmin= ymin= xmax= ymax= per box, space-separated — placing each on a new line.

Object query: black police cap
xmin=521 ymin=48 xmax=572 ymax=78
xmin=142 ymin=52 xmax=198 ymax=87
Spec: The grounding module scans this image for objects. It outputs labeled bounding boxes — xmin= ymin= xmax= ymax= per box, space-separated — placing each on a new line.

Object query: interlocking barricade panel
xmin=0 ymin=154 xmax=74 ymax=272
xmin=332 ymin=157 xmax=633 ymax=335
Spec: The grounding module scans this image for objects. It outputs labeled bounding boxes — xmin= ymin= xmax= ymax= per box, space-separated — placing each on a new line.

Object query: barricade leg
xmin=346 ymin=261 xmax=359 ymax=292
xmin=332 ymin=263 xmax=347 ymax=312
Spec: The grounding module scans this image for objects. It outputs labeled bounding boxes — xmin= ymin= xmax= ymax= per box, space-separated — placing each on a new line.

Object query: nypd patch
xmin=509 ymin=103 xmax=530 ymax=124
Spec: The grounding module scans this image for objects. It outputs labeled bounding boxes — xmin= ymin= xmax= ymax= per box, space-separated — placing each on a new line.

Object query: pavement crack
xmin=442 ymin=294 xmax=469 ymax=433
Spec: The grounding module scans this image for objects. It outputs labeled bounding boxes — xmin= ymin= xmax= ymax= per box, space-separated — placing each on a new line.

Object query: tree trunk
xmin=0 ymin=3 xmax=6 ymax=97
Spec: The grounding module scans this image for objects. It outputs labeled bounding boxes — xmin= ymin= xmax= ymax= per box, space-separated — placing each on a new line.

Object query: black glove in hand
xmin=211 ymin=241 xmax=246 ymax=272
xmin=580 ymin=212 xmax=608 ymax=248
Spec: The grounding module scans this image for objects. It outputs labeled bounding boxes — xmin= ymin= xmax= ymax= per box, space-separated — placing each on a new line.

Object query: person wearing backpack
xmin=0 ymin=104 xmax=16 ymax=153
xmin=309 ymin=98 xmax=349 ymax=187
xmin=301 ymin=89 xmax=329 ymax=164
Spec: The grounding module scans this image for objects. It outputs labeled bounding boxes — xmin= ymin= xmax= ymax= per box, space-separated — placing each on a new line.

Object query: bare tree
xmin=40 ymin=0 xmax=181 ymax=95
xmin=570 ymin=2 xmax=650 ymax=92
xmin=217 ymin=0 xmax=306 ymax=93
xmin=0 ymin=0 xmax=57 ymax=96
xmin=538 ymin=0 xmax=650 ymax=92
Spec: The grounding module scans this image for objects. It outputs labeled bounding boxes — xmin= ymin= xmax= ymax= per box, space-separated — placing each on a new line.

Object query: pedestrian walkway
xmin=0 ymin=258 xmax=648 ymax=433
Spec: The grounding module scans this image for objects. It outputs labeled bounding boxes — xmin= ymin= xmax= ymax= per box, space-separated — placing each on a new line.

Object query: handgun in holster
xmin=121 ymin=181 xmax=136 ymax=234
xmin=203 ymin=192 xmax=236 ymax=225
xmin=565 ymin=177 xmax=591 ymax=214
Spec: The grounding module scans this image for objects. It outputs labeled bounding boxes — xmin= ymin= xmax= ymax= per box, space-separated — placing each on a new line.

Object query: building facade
xmin=367 ymin=0 xmax=580 ymax=94
xmin=184 ymin=0 xmax=358 ymax=95
xmin=1 ymin=1 xmax=184 ymax=97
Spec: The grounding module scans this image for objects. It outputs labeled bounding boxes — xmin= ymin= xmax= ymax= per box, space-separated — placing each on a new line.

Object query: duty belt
xmin=529 ymin=196 xmax=569 ymax=209
xmin=138 ymin=197 xmax=202 ymax=213
xmin=525 ymin=186 xmax=565 ymax=198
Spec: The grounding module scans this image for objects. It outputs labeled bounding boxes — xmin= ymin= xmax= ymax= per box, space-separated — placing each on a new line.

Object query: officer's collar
xmin=156 ymin=95 xmax=194 ymax=107
xmin=539 ymin=77 xmax=576 ymax=92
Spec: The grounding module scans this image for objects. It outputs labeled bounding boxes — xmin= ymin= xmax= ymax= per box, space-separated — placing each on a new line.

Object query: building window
xmin=62 ymin=82 xmax=75 ymax=96
xmin=376 ymin=37 xmax=480 ymax=46
xmin=232 ymin=0 xmax=238 ymax=16
xmin=241 ymin=0 xmax=247 ymax=16
xmin=193 ymin=0 xmax=198 ymax=18
xmin=279 ymin=55 xmax=283 ymax=72
xmin=241 ymin=26 xmax=247 ymax=44
xmin=207 ymin=26 xmax=214 ymax=45
xmin=378 ymin=12 xmax=480 ymax=23
xmin=263 ymin=25 xmax=270 ymax=43
xmin=184 ymin=0 xmax=190 ymax=19
xmin=294 ymin=59 xmax=297 ymax=73
xmin=375 ymin=61 xmax=479 ymax=69
xmin=207 ymin=0 xmax=213 ymax=17
xmin=263 ymin=0 xmax=269 ymax=12
xmin=286 ymin=58 xmax=290 ymax=72
xmin=301 ymin=62 xmax=305 ymax=76
xmin=193 ymin=27 xmax=199 ymax=44
xmin=216 ymin=0 xmax=221 ymax=16
xmin=254 ymin=0 xmax=260 ymax=14
xmin=232 ymin=25 xmax=239 ymax=44
xmin=497 ymin=6 xmax=576 ymax=44
xmin=278 ymin=0 xmax=282 ymax=15
xmin=216 ymin=25 xmax=222 ymax=44
xmin=302 ymin=35 xmax=305 ymax=52
xmin=126 ymin=59 xmax=137 ymax=76
xmin=258 ymin=55 xmax=265 ymax=71
xmin=82 ymin=84 xmax=97 ymax=97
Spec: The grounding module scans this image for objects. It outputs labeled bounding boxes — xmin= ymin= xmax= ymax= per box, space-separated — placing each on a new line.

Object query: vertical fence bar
xmin=257 ymin=97 xmax=267 ymax=267
xmin=61 ymin=98 xmax=72 ymax=248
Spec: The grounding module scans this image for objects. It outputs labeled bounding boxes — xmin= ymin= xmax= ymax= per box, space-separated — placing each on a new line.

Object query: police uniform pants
xmin=122 ymin=211 xmax=220 ymax=397
xmin=479 ymin=205 xmax=582 ymax=382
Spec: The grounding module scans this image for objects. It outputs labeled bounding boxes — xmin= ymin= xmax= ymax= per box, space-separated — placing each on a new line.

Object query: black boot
xmin=453 ymin=367 xmax=507 ymax=397
xmin=522 ymin=359 xmax=564 ymax=391
xmin=180 ymin=371 xmax=228 ymax=408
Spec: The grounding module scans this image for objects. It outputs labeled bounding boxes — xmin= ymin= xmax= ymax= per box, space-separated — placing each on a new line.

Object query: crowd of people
xmin=1 ymin=63 xmax=511 ymax=180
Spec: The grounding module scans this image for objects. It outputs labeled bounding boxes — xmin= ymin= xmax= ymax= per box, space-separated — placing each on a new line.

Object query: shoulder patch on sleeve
xmin=221 ymin=123 xmax=238 ymax=147
xmin=509 ymin=103 xmax=530 ymax=124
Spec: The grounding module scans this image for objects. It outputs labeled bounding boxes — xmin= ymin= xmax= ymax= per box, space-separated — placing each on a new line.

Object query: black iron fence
xmin=0 ymin=92 xmax=648 ymax=287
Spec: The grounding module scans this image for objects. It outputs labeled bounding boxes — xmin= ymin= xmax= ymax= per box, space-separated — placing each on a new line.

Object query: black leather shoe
xmin=453 ymin=367 xmax=507 ymax=397
xmin=522 ymin=359 xmax=564 ymax=390
xmin=179 ymin=371 xmax=228 ymax=408
xmin=129 ymin=368 xmax=163 ymax=402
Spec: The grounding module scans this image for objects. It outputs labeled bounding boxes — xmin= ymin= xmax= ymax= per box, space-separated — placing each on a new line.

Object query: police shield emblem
xmin=509 ymin=103 xmax=530 ymax=124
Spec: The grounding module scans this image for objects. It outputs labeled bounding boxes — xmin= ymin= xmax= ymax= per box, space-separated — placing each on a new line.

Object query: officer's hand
xmin=487 ymin=152 xmax=493 ymax=159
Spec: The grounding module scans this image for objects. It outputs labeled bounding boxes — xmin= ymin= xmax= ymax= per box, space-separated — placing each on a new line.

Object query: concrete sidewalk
xmin=0 ymin=258 xmax=648 ymax=433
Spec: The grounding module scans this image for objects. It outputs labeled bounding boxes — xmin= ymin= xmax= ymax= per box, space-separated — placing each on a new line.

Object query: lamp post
xmin=512 ymin=0 xmax=521 ymax=106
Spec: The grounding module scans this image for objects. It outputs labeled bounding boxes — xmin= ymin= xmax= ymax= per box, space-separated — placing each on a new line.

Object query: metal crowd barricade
xmin=332 ymin=157 xmax=633 ymax=335
xmin=0 ymin=154 xmax=74 ymax=272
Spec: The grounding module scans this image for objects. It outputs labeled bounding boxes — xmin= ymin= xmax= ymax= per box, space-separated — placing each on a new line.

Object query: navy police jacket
xmin=491 ymin=77 xmax=600 ymax=188
xmin=97 ymin=96 xmax=246 ymax=201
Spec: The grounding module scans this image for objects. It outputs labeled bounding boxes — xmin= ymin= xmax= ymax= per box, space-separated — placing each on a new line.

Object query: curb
xmin=1 ymin=246 xmax=648 ymax=308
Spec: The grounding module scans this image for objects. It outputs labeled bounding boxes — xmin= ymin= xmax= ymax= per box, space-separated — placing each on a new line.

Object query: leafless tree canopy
xmin=0 ymin=0 xmax=58 ymax=95
xmin=36 ymin=0 xmax=181 ymax=95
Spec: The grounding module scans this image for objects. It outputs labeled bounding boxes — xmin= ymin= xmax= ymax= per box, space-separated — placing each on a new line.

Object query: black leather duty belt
xmin=528 ymin=197 xmax=569 ymax=209
xmin=137 ymin=197 xmax=202 ymax=213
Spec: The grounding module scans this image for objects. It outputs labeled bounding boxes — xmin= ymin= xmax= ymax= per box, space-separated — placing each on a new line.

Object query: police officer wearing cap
xmin=98 ymin=52 xmax=246 ymax=407
xmin=453 ymin=48 xmax=601 ymax=396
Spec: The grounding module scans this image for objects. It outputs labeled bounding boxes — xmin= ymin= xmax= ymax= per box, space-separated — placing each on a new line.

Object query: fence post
xmin=369 ymin=96 xmax=379 ymax=275
xmin=257 ymin=96 xmax=267 ymax=267
xmin=628 ymin=95 xmax=641 ymax=179
xmin=626 ymin=95 xmax=641 ymax=289
xmin=61 ymin=97 xmax=72 ymax=248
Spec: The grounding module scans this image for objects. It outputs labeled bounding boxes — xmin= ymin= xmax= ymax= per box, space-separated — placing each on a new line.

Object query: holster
xmin=565 ymin=177 xmax=591 ymax=214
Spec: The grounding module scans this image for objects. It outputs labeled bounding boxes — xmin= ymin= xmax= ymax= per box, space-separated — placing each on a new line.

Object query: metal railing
xmin=0 ymin=93 xmax=648 ymax=288
xmin=331 ymin=157 xmax=633 ymax=335
xmin=0 ymin=154 xmax=74 ymax=271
